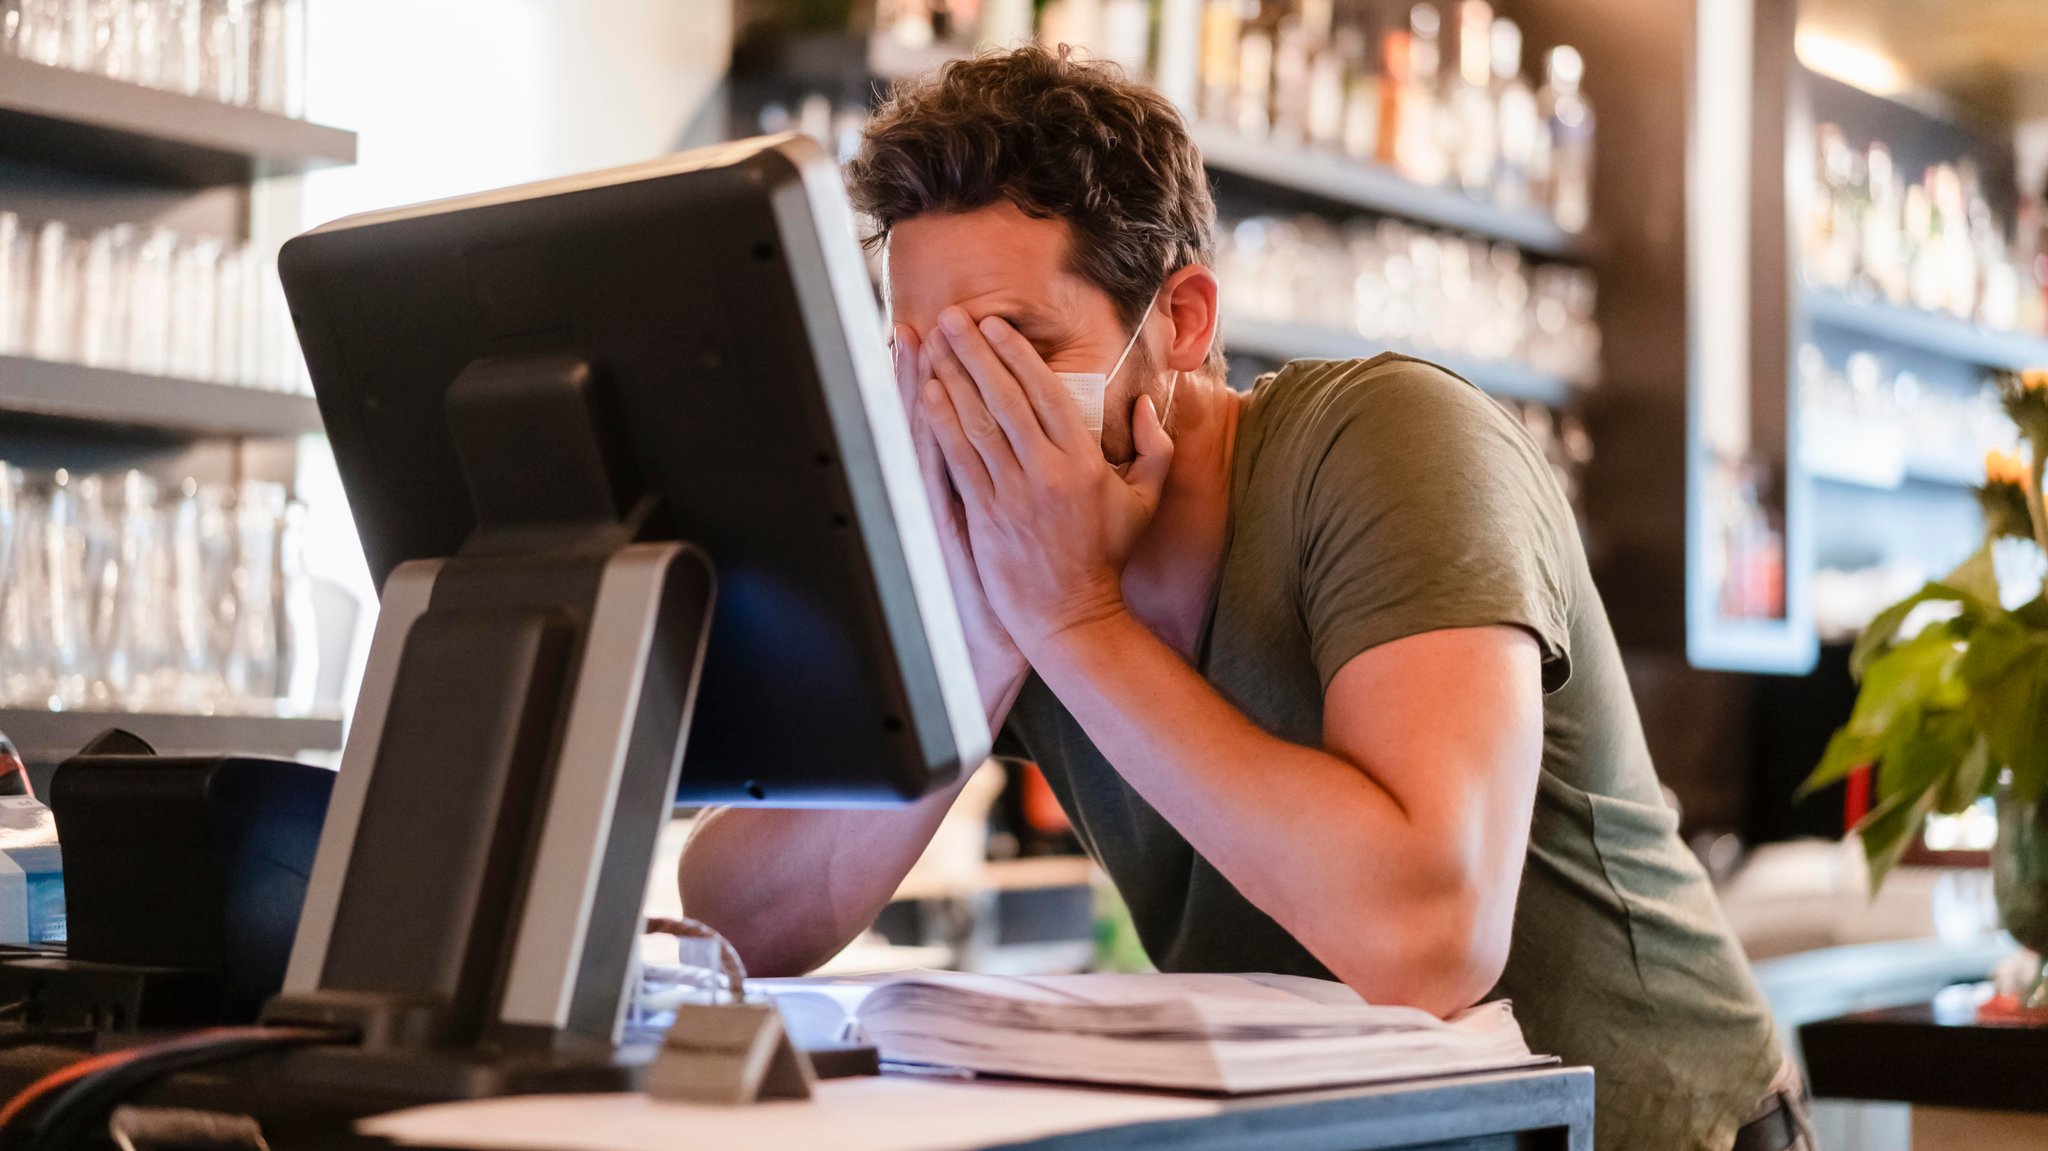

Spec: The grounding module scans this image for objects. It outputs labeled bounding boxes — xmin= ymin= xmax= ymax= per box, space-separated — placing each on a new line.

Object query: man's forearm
xmin=678 ymin=787 xmax=961 ymax=976
xmin=1023 ymin=610 xmax=1500 ymax=1014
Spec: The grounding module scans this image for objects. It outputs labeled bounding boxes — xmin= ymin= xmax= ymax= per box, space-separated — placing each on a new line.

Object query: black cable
xmin=18 ymin=1027 xmax=351 ymax=1151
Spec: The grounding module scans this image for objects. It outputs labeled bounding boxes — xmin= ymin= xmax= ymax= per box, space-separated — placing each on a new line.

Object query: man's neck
xmin=1122 ymin=371 xmax=1245 ymax=658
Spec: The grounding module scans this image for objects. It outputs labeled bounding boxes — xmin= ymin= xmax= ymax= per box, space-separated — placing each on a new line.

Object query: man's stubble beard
xmin=1101 ymin=344 xmax=1177 ymax=467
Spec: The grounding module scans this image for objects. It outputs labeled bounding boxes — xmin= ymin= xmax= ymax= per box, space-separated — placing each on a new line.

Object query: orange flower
xmin=1986 ymin=448 xmax=2032 ymax=488
xmin=2024 ymin=369 xmax=2048 ymax=394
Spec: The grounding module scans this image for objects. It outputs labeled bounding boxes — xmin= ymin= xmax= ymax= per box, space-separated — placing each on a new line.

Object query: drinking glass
xmin=0 ymin=464 xmax=17 ymax=702
xmin=73 ymin=224 xmax=131 ymax=368
xmin=85 ymin=0 xmax=134 ymax=78
xmin=112 ymin=471 xmax=168 ymax=711
xmin=128 ymin=0 xmax=162 ymax=86
xmin=166 ymin=235 xmax=219 ymax=381
xmin=161 ymin=0 xmax=200 ymax=95
xmin=1 ymin=2 xmax=23 ymax=57
xmin=199 ymin=0 xmax=249 ymax=105
xmin=251 ymin=0 xmax=299 ymax=115
xmin=27 ymin=219 xmax=73 ymax=363
xmin=125 ymin=226 xmax=175 ymax=375
xmin=274 ymin=499 xmax=317 ymax=715
xmin=42 ymin=471 xmax=91 ymax=710
xmin=76 ymin=472 xmax=122 ymax=708
xmin=165 ymin=478 xmax=211 ymax=712
xmin=211 ymin=239 xmax=251 ymax=385
xmin=223 ymin=480 xmax=280 ymax=709
xmin=0 ymin=474 xmax=56 ymax=710
xmin=15 ymin=0 xmax=63 ymax=65
xmin=0 ymin=211 xmax=25 ymax=356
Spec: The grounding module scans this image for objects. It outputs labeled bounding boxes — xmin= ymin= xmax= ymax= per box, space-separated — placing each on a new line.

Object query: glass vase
xmin=1994 ymin=781 xmax=2048 ymax=1009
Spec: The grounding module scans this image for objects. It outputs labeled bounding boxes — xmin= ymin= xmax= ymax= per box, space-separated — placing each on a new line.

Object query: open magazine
xmin=753 ymin=970 xmax=1550 ymax=1094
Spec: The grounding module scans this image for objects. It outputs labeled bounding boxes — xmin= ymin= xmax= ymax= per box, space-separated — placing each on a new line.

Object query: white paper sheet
xmin=360 ymin=1076 xmax=1224 ymax=1151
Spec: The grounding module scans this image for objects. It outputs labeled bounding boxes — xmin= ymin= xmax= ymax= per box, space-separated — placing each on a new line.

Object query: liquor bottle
xmin=2018 ymin=192 xmax=2048 ymax=336
xmin=1934 ymin=164 xmax=1976 ymax=319
xmin=1540 ymin=45 xmax=1593 ymax=233
xmin=1372 ymin=28 xmax=1408 ymax=167
xmin=1905 ymin=179 xmax=1942 ymax=312
xmin=1199 ymin=0 xmax=1245 ymax=121
xmin=1394 ymin=4 xmax=1448 ymax=186
xmin=1336 ymin=24 xmax=1378 ymax=158
xmin=1450 ymin=1 xmax=1496 ymax=199
xmin=1272 ymin=7 xmax=1314 ymax=143
xmin=1306 ymin=0 xmax=1349 ymax=149
xmin=1861 ymin=141 xmax=1905 ymax=303
xmin=1491 ymin=17 xmax=1539 ymax=209
xmin=1237 ymin=15 xmax=1276 ymax=139
xmin=1100 ymin=0 xmax=1152 ymax=75
xmin=1039 ymin=0 xmax=1103 ymax=55
xmin=1154 ymin=0 xmax=1203 ymax=106
xmin=978 ymin=0 xmax=1036 ymax=48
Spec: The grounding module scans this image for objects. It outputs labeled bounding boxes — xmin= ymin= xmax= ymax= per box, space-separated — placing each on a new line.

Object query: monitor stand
xmin=256 ymin=353 xmax=717 ymax=1102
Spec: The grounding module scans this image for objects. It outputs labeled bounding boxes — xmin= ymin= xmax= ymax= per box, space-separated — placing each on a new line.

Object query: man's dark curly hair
xmin=846 ymin=43 xmax=1219 ymax=365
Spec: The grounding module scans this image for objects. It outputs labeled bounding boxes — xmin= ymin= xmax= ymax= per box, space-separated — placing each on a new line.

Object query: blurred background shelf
xmin=0 ymin=356 xmax=325 ymax=439
xmin=1803 ymin=288 xmax=2048 ymax=373
xmin=1191 ymin=123 xmax=1588 ymax=259
xmin=0 ymin=708 xmax=343 ymax=762
xmin=0 ymin=55 xmax=355 ymax=185
xmin=1221 ymin=315 xmax=1577 ymax=406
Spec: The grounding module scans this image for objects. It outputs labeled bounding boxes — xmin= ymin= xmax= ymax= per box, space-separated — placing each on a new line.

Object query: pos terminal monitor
xmin=263 ymin=135 xmax=988 ymax=1096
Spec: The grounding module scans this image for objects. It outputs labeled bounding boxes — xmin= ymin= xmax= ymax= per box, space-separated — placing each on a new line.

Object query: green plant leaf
xmin=1941 ymin=541 xmax=2003 ymax=609
xmin=1850 ymin=582 xmax=1974 ymax=681
xmin=1961 ymin=633 xmax=2048 ymax=804
xmin=1858 ymin=784 xmax=1940 ymax=892
xmin=2016 ymin=594 xmax=2048 ymax=630
xmin=1937 ymin=735 xmax=1994 ymax=815
xmin=1875 ymin=709 xmax=1975 ymax=806
xmin=1844 ymin=625 xmax=1967 ymax=738
xmin=1800 ymin=628 xmax=1970 ymax=807
xmin=1980 ymin=481 xmax=2038 ymax=543
xmin=1799 ymin=727 xmax=1880 ymax=800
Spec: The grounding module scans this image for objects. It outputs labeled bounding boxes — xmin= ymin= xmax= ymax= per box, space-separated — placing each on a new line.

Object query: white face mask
xmin=1055 ymin=290 xmax=1158 ymax=440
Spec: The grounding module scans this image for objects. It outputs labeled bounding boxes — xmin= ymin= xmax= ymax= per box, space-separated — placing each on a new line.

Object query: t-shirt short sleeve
xmin=1288 ymin=358 xmax=1574 ymax=693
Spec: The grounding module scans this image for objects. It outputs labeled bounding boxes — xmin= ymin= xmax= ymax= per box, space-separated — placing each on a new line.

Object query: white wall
xmin=279 ymin=0 xmax=732 ymax=721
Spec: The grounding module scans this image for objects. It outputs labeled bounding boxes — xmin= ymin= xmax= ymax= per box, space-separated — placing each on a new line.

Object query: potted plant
xmin=1801 ymin=368 xmax=2048 ymax=1011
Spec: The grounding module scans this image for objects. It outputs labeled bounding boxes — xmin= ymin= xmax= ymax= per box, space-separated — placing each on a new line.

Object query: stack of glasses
xmin=0 ymin=210 xmax=302 ymax=393
xmin=1218 ymin=212 xmax=1599 ymax=383
xmin=3 ymin=0 xmax=308 ymax=118
xmin=0 ymin=463 xmax=321 ymax=718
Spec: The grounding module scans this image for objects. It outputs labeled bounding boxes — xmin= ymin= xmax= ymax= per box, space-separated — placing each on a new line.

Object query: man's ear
xmin=1158 ymin=264 xmax=1219 ymax=374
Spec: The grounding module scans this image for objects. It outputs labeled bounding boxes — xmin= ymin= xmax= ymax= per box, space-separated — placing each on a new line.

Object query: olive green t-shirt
xmin=995 ymin=356 xmax=1782 ymax=1151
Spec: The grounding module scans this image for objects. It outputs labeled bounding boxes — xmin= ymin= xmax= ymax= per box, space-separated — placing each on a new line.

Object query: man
xmin=681 ymin=45 xmax=1805 ymax=1151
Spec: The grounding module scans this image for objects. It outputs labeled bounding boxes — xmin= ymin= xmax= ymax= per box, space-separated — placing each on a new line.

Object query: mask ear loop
xmin=1103 ymin=287 xmax=1162 ymax=387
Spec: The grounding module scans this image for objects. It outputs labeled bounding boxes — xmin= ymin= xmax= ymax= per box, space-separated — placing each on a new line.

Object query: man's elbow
xmin=1321 ymin=871 xmax=1514 ymax=1018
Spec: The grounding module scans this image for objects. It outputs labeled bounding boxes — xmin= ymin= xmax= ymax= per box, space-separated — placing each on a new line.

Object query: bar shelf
xmin=0 ymin=55 xmax=355 ymax=186
xmin=0 ymin=355 xmax=325 ymax=439
xmin=1191 ymin=123 xmax=1589 ymax=260
xmin=1803 ymin=288 xmax=2048 ymax=374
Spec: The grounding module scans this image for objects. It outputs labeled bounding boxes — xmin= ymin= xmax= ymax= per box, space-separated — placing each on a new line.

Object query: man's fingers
xmin=975 ymin=314 xmax=1094 ymax=454
xmin=1124 ymin=395 xmax=1175 ymax=511
xmin=937 ymin=309 xmax=1055 ymax=463
xmin=921 ymin=378 xmax=997 ymax=508
xmin=892 ymin=324 xmax=924 ymax=412
xmin=928 ymin=323 xmax=1026 ymax=483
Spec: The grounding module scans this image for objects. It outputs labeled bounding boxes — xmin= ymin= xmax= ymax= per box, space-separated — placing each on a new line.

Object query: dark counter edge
xmin=1801 ymin=1005 xmax=2043 ymax=1114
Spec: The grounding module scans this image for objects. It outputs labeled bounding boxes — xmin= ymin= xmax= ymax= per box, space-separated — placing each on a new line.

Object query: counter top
xmin=1801 ymin=1002 xmax=2045 ymax=1112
